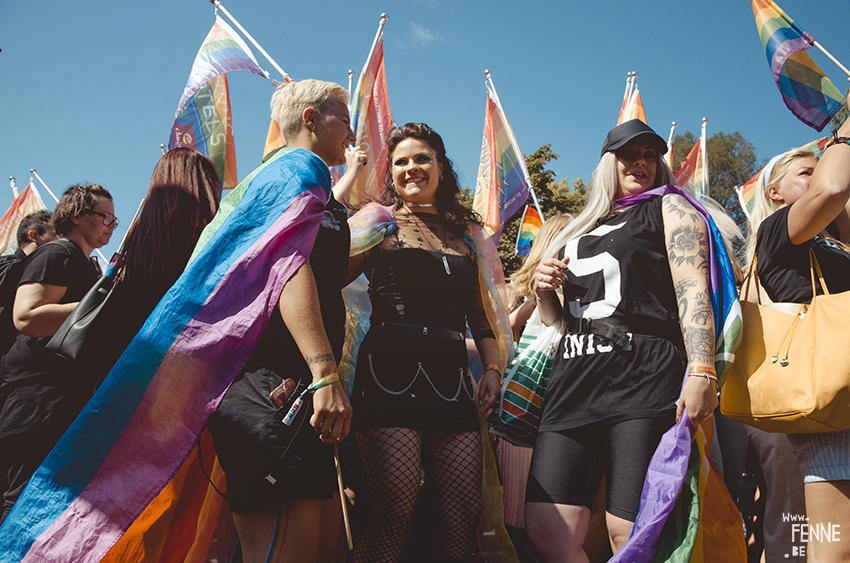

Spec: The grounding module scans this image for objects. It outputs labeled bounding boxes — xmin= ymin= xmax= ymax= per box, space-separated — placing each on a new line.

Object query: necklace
xmin=407 ymin=212 xmax=451 ymax=275
xmin=406 ymin=201 xmax=436 ymax=208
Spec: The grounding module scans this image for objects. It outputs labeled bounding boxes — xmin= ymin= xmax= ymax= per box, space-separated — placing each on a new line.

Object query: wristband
xmin=283 ymin=373 xmax=339 ymax=426
xmin=827 ymin=130 xmax=850 ymax=149
xmin=483 ymin=363 xmax=502 ymax=379
xmin=307 ymin=373 xmax=340 ymax=392
xmin=688 ymin=366 xmax=717 ymax=385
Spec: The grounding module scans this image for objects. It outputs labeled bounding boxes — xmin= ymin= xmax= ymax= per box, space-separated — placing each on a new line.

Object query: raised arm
xmin=787 ymin=119 xmax=850 ymax=243
xmin=534 ymin=256 xmax=568 ymax=326
xmin=331 ymin=145 xmax=368 ymax=204
xmin=662 ymin=194 xmax=717 ymax=428
xmin=278 ymin=261 xmax=352 ymax=443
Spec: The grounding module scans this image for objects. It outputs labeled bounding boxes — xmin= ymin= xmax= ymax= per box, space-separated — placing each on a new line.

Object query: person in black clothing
xmin=530 ymin=120 xmax=718 ymax=561
xmin=0 ymin=183 xmax=115 ymax=524
xmin=0 ymin=210 xmax=55 ymax=355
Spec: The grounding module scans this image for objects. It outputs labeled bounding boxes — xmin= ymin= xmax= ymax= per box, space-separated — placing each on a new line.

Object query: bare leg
xmin=424 ymin=431 xmax=483 ymax=561
xmin=605 ymin=511 xmax=634 ymax=554
xmin=355 ymin=427 xmax=423 ymax=563
xmin=233 ymin=495 xmax=340 ymax=563
xmin=803 ymin=480 xmax=850 ymax=563
xmin=525 ymin=502 xmax=591 ymax=563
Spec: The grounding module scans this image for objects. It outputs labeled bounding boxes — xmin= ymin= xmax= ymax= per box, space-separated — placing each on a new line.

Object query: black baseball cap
xmin=601 ymin=119 xmax=668 ymax=158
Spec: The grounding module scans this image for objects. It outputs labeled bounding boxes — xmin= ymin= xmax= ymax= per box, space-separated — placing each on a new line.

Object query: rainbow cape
xmin=0 ymin=147 xmax=331 ymax=563
xmin=0 ymin=182 xmax=47 ymax=255
xmin=752 ymin=0 xmax=846 ymax=131
xmin=609 ymin=185 xmax=745 ymax=563
xmin=169 ymin=16 xmax=269 ymax=191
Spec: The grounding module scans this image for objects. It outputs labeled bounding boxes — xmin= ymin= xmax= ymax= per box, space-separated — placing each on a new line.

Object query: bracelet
xmin=483 ymin=363 xmax=502 ymax=379
xmin=827 ymin=130 xmax=850 ymax=149
xmin=688 ymin=366 xmax=717 ymax=385
xmin=307 ymin=373 xmax=340 ymax=392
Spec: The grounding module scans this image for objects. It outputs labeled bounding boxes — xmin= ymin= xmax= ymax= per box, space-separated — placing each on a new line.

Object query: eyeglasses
xmin=615 ymin=147 xmax=658 ymax=162
xmin=86 ymin=211 xmax=119 ymax=228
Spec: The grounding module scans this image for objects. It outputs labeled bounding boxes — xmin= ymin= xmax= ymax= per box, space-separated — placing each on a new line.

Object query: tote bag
xmin=490 ymin=308 xmax=564 ymax=447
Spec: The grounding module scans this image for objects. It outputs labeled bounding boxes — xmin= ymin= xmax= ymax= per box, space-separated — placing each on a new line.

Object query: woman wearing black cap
xmin=524 ymin=119 xmax=718 ymax=561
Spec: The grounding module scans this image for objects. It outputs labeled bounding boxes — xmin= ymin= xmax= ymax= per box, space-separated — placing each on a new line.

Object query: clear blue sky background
xmin=2 ymin=0 xmax=848 ymax=259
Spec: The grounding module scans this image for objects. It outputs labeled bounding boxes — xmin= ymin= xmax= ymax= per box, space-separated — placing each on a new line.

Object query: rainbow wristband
xmin=307 ymin=373 xmax=340 ymax=392
xmin=283 ymin=373 xmax=340 ymax=426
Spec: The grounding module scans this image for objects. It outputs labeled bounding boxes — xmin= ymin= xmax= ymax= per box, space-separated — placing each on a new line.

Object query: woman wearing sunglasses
xmin=527 ymin=120 xmax=720 ymax=561
xmin=0 ymin=183 xmax=117 ymax=524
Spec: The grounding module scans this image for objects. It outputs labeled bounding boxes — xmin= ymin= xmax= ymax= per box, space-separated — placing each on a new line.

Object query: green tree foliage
xmin=670 ymin=130 xmax=762 ymax=238
xmin=493 ymin=145 xmax=588 ymax=275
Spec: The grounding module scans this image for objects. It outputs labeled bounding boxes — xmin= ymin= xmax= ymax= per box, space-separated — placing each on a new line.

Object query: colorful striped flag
xmin=473 ymin=76 xmax=531 ymax=238
xmin=608 ymin=185 xmax=744 ymax=563
xmin=618 ymin=73 xmax=648 ymax=125
xmin=0 ymin=147 xmax=331 ymax=563
xmin=168 ymin=16 xmax=269 ymax=191
xmin=0 ymin=182 xmax=47 ymax=255
xmin=515 ymin=205 xmax=542 ymax=257
xmin=736 ymin=135 xmax=828 ymax=219
xmin=347 ymin=36 xmax=393 ymax=208
xmin=752 ymin=0 xmax=846 ymax=131
xmin=674 ymin=138 xmax=707 ymax=196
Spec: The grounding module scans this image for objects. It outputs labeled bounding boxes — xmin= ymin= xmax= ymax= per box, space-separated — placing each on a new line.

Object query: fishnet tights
xmin=354 ymin=428 xmax=483 ymax=563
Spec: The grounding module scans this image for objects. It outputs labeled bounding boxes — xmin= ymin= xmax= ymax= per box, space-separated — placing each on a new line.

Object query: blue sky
xmin=2 ymin=0 xmax=848 ymax=258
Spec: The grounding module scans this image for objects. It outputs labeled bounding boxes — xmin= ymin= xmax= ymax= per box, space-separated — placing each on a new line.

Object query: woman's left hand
xmin=676 ymin=374 xmax=718 ymax=430
xmin=477 ymin=369 xmax=501 ymax=414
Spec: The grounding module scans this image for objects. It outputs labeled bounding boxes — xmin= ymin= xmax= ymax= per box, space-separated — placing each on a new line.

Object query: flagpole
xmin=210 ymin=0 xmax=289 ymax=81
xmin=625 ymin=72 xmax=638 ymax=118
xmin=347 ymin=70 xmax=354 ymax=95
xmin=667 ymin=122 xmax=677 ymax=149
xmin=700 ymin=117 xmax=709 ymax=196
xmin=9 ymin=177 xmax=18 ymax=199
xmin=361 ymin=14 xmax=390 ymax=79
xmin=484 ymin=70 xmax=542 ymax=221
xmin=31 ymin=168 xmax=107 ymax=263
xmin=811 ymin=40 xmax=850 ymax=79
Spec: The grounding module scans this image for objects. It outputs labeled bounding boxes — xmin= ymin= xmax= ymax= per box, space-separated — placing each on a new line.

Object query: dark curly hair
xmin=382 ymin=122 xmax=480 ymax=235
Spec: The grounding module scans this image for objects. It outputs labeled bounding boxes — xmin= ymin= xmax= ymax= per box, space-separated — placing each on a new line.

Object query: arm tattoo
xmin=667 ymin=225 xmax=708 ymax=268
xmin=663 ymin=196 xmax=689 ymax=219
xmin=690 ymin=289 xmax=712 ymax=326
xmin=682 ymin=326 xmax=714 ymax=365
xmin=306 ymin=353 xmax=334 ymax=365
xmin=674 ymin=278 xmax=697 ymax=319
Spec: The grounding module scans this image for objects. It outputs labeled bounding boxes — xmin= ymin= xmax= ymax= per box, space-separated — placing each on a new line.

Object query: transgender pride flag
xmin=473 ymin=72 xmax=531 ymax=240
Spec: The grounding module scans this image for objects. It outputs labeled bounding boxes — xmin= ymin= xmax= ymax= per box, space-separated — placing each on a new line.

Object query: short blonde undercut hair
xmin=270 ymin=79 xmax=350 ymax=142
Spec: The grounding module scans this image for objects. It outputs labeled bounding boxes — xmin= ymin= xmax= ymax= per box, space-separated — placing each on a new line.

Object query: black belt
xmin=566 ymin=316 xmax=683 ymax=352
xmin=378 ymin=322 xmax=464 ymax=341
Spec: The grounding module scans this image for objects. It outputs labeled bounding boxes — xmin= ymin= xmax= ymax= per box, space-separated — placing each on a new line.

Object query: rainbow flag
xmin=347 ymin=37 xmax=393 ymax=208
xmin=473 ymin=79 xmax=531 ymax=239
xmin=752 ymin=0 xmax=846 ymax=131
xmin=674 ymin=140 xmax=707 ymax=196
xmin=168 ymin=16 xmax=269 ymax=191
xmin=0 ymin=182 xmax=47 ymax=255
xmin=608 ymin=185 xmax=744 ymax=563
xmin=0 ymin=147 xmax=331 ymax=563
xmin=618 ymin=73 xmax=648 ymax=125
xmin=515 ymin=205 xmax=542 ymax=257
xmin=736 ymin=135 xmax=828 ymax=219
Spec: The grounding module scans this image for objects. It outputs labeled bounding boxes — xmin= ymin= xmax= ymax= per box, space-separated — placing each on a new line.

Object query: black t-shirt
xmin=0 ymin=248 xmax=28 ymax=356
xmin=242 ymin=196 xmax=351 ymax=382
xmin=540 ymin=196 xmax=686 ymax=431
xmin=0 ymin=239 xmax=99 ymax=439
xmin=756 ymin=205 xmax=850 ymax=303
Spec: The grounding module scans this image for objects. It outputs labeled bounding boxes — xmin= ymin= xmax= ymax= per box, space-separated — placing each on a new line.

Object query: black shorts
xmin=208 ymin=369 xmax=336 ymax=513
xmin=526 ymin=415 xmax=674 ymax=521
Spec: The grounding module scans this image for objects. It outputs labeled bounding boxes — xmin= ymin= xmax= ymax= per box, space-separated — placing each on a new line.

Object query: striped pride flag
xmin=515 ymin=205 xmax=542 ymax=257
xmin=0 ymin=182 xmax=47 ymax=255
xmin=752 ymin=0 xmax=845 ymax=131
xmin=0 ymin=147 xmax=330 ymax=563
xmin=169 ymin=16 xmax=270 ymax=191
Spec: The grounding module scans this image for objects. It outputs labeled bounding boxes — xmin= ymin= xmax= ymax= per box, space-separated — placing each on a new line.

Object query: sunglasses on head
xmin=615 ymin=147 xmax=658 ymax=162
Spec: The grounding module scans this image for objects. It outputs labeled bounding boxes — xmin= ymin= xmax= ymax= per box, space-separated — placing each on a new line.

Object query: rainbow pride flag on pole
xmin=752 ymin=0 xmax=846 ymax=131
xmin=473 ymin=72 xmax=531 ymax=239
xmin=618 ymin=72 xmax=648 ymax=125
xmin=0 ymin=147 xmax=331 ymax=563
xmin=0 ymin=182 xmax=47 ymax=255
xmin=168 ymin=15 xmax=270 ymax=191
xmin=346 ymin=15 xmax=393 ymax=209
xmin=674 ymin=120 xmax=709 ymax=197
xmin=515 ymin=205 xmax=542 ymax=257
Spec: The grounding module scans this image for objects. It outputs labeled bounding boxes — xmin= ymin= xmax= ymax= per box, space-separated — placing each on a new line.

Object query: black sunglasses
xmin=615 ymin=147 xmax=658 ymax=162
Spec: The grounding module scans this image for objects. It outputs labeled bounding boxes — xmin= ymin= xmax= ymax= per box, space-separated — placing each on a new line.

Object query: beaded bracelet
xmin=826 ymin=130 xmax=850 ymax=149
xmin=483 ymin=363 xmax=502 ymax=379
xmin=688 ymin=366 xmax=718 ymax=385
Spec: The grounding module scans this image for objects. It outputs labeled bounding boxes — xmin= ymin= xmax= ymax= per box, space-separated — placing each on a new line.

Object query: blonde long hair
xmin=745 ymin=149 xmax=816 ymax=262
xmin=545 ymin=151 xmax=676 ymax=259
xmin=507 ymin=213 xmax=575 ymax=304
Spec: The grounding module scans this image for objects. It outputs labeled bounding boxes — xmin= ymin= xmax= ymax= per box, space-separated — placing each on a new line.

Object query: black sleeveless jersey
xmin=540 ymin=196 xmax=686 ymax=431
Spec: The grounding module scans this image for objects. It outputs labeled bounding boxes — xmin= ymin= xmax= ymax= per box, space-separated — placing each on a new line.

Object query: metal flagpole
xmin=9 ymin=177 xmax=18 ymax=199
xmin=665 ymin=122 xmax=677 ymax=169
xmin=484 ymin=70 xmax=544 ymax=222
xmin=31 ymin=169 xmax=107 ymax=263
xmin=210 ymin=0 xmax=290 ymax=81
xmin=348 ymin=70 xmax=354 ymax=95
xmin=812 ymin=40 xmax=850 ymax=78
xmin=363 ymin=14 xmax=390 ymax=78
xmin=700 ymin=118 xmax=709 ymax=197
